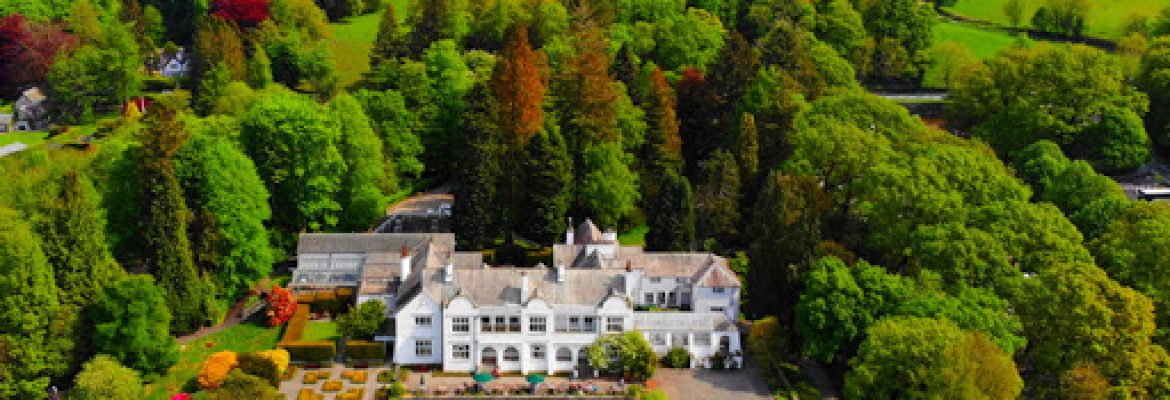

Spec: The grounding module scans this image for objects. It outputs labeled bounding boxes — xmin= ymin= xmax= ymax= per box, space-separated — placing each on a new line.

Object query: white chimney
xmin=520 ymin=272 xmax=529 ymax=303
xmin=556 ymin=263 xmax=565 ymax=283
xmin=565 ymin=217 xmax=575 ymax=245
xmin=624 ymin=260 xmax=635 ymax=297
xmin=399 ymin=244 xmax=411 ymax=281
xmin=444 ymin=260 xmax=454 ymax=283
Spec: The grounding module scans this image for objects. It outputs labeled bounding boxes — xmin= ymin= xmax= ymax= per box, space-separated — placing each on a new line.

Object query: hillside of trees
xmin=4 ymin=0 xmax=1170 ymax=398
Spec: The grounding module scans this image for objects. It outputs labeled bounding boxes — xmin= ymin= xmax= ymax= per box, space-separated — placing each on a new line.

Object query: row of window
xmin=447 ymin=345 xmax=575 ymax=362
xmin=648 ymin=277 xmax=690 ymax=284
xmin=444 ymin=316 xmax=623 ymax=334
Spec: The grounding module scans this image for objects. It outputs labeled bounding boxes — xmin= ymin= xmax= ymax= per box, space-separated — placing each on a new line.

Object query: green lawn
xmin=933 ymin=21 xmax=1029 ymax=60
xmin=0 ymin=131 xmax=50 ymax=147
xmin=144 ymin=322 xmax=284 ymax=400
xmin=618 ymin=225 xmax=649 ymax=246
xmin=944 ymin=0 xmax=1170 ymax=39
xmin=329 ymin=0 xmax=410 ymax=89
xmin=303 ymin=320 xmax=339 ymax=341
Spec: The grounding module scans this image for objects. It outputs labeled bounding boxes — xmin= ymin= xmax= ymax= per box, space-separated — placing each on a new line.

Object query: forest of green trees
xmin=6 ymin=0 xmax=1170 ymax=398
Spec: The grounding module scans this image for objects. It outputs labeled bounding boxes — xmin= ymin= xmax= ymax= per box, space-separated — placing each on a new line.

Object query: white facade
xmin=293 ymin=221 xmax=744 ymax=373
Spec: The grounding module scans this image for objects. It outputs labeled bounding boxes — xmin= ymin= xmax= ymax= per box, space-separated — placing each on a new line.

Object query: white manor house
xmin=290 ymin=220 xmax=743 ymax=375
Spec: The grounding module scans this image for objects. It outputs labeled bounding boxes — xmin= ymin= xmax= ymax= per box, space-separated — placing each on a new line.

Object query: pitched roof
xmin=418 ymin=266 xmax=626 ymax=307
xmin=297 ymin=233 xmax=451 ymax=254
xmin=574 ymin=219 xmax=603 ymax=244
xmin=694 ymin=258 xmax=741 ymax=288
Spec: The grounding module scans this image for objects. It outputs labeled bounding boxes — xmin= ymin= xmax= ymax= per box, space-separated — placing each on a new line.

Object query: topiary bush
xmin=237 ymin=352 xmax=280 ymax=386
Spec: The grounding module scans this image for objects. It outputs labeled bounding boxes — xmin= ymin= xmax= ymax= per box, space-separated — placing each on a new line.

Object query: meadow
xmin=944 ymin=0 xmax=1170 ymax=39
xmin=330 ymin=0 xmax=410 ymax=89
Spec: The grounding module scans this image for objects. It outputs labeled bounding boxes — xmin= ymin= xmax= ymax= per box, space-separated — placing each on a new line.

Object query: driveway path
xmin=655 ymin=360 xmax=772 ymax=400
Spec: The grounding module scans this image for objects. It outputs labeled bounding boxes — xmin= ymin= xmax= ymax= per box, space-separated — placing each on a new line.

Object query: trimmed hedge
xmin=238 ymin=352 xmax=280 ymax=386
xmin=296 ymin=292 xmax=317 ymax=304
xmin=281 ymin=306 xmax=311 ymax=343
xmin=345 ymin=340 xmax=386 ymax=360
xmin=315 ymin=291 xmax=341 ymax=314
xmin=281 ymin=341 xmax=336 ymax=362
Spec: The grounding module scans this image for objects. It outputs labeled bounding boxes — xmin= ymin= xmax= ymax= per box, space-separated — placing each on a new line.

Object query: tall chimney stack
xmin=400 ymin=243 xmax=411 ymax=281
xmin=565 ymin=217 xmax=575 ymax=245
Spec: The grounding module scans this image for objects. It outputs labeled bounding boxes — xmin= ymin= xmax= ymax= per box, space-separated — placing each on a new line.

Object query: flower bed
xmin=342 ymin=370 xmax=368 ymax=384
xmin=336 ymin=388 xmax=364 ymax=400
xmin=302 ymin=370 xmax=324 ymax=384
xmin=322 ymin=380 xmax=344 ymax=392
xmin=297 ymin=388 xmax=323 ymax=400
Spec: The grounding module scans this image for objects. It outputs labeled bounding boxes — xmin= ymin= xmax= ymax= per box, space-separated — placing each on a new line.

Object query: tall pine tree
xmin=369 ymin=1 xmax=406 ymax=68
xmin=490 ymin=24 xmax=546 ymax=247
xmin=246 ymin=43 xmax=273 ymax=89
xmin=139 ymin=103 xmax=212 ymax=334
xmin=519 ymin=122 xmax=573 ymax=246
xmin=645 ymin=171 xmax=697 ymax=251
xmin=642 ymin=67 xmax=683 ymax=175
xmin=452 ymin=83 xmax=502 ymax=250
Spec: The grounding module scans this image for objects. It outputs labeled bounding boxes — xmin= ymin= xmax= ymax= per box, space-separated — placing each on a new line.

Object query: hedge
xmin=281 ymin=341 xmax=336 ymax=362
xmin=296 ymin=292 xmax=317 ymax=304
xmin=281 ymin=306 xmax=311 ymax=343
xmin=315 ymin=291 xmax=341 ymax=314
xmin=345 ymin=341 xmax=386 ymax=360
xmin=238 ymin=352 xmax=280 ymax=386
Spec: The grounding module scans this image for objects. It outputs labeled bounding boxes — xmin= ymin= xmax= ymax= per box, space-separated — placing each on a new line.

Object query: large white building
xmin=291 ymin=220 xmax=743 ymax=374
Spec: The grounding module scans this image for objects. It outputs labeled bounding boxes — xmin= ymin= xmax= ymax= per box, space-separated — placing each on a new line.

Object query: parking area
xmin=654 ymin=359 xmax=773 ymax=400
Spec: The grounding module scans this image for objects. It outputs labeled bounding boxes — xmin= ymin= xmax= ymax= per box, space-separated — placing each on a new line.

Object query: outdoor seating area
xmin=281 ymin=364 xmax=637 ymax=399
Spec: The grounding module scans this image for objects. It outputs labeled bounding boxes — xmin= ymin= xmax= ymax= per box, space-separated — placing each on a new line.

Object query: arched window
xmin=503 ymin=347 xmax=520 ymax=362
xmin=556 ymin=347 xmax=572 ymax=362
xmin=483 ymin=347 xmax=498 ymax=365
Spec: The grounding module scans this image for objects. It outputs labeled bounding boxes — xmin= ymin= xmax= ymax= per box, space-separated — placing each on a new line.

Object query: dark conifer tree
xmin=645 ymin=170 xmax=697 ymax=251
xmin=519 ymin=124 xmax=573 ymax=246
xmin=676 ymin=68 xmax=721 ymax=180
xmin=642 ymin=67 xmax=683 ymax=175
xmin=369 ymin=1 xmax=406 ymax=68
xmin=139 ymin=103 xmax=211 ymax=334
xmin=747 ymin=172 xmax=829 ymax=322
xmin=452 ymin=83 xmax=502 ymax=250
xmin=409 ymin=0 xmax=449 ymax=57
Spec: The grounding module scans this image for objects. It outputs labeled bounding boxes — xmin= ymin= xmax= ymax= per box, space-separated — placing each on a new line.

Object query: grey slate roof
xmin=418 ymin=266 xmax=627 ymax=307
xmin=297 ymin=233 xmax=450 ymax=254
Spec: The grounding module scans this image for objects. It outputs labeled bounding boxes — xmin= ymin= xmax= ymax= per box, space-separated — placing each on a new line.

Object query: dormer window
xmin=650 ymin=277 xmax=662 ymax=283
xmin=712 ymin=287 xmax=725 ymax=294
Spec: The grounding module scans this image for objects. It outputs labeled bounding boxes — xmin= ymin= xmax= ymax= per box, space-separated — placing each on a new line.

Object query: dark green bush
xmin=281 ymin=341 xmax=336 ymax=362
xmin=346 ymin=340 xmax=386 ymax=360
xmin=237 ymin=352 xmax=280 ymax=386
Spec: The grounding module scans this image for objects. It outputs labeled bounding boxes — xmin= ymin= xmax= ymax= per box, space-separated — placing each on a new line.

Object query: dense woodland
xmin=5 ymin=0 xmax=1170 ymax=398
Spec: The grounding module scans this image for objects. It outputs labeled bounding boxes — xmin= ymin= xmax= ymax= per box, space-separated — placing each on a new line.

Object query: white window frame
xmin=415 ymin=316 xmax=432 ymax=327
xmin=695 ymin=333 xmax=711 ymax=346
xmin=452 ymin=344 xmax=470 ymax=359
xmin=529 ymin=316 xmax=547 ymax=333
xmin=532 ymin=345 xmax=545 ymax=359
xmin=556 ymin=347 xmax=572 ymax=362
xmin=452 ymin=317 xmax=469 ymax=333
xmin=416 ymin=339 xmax=433 ymax=357
xmin=503 ymin=347 xmax=520 ymax=362
xmin=649 ymin=332 xmax=666 ymax=346
xmin=606 ymin=317 xmax=623 ymax=332
xmin=712 ymin=287 xmax=726 ymax=294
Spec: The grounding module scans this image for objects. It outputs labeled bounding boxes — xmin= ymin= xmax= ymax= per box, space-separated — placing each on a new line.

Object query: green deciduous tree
xmin=71 ymin=355 xmax=144 ymax=400
xmin=330 ymin=94 xmax=387 ymax=231
xmin=845 ymin=317 xmax=1023 ymax=400
xmin=91 ymin=274 xmax=178 ymax=374
xmin=796 ymin=257 xmax=913 ymax=363
xmin=174 ymin=132 xmax=274 ymax=303
xmin=240 ymin=93 xmax=346 ymax=250
xmin=694 ymin=150 xmax=740 ymax=249
xmin=47 ymin=21 xmax=142 ymax=123
xmin=247 ymin=44 xmax=274 ymax=89
xmin=580 ymin=142 xmax=641 ymax=229
xmin=0 ymin=207 xmax=67 ymax=399
xmin=1092 ymin=202 xmax=1170 ymax=343
xmin=196 ymin=62 xmax=233 ymax=116
xmin=338 ymin=300 xmax=387 ymax=339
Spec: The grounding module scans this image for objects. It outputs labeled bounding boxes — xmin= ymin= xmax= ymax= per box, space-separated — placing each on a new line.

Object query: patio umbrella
xmin=526 ymin=374 xmax=546 ymax=384
xmin=473 ymin=372 xmax=494 ymax=384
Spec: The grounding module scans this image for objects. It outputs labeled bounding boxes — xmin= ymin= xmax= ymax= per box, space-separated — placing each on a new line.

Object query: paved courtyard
xmin=654 ymin=360 xmax=773 ymax=400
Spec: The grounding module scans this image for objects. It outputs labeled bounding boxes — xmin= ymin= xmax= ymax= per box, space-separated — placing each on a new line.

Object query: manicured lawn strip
xmin=944 ymin=0 xmax=1168 ymax=39
xmin=144 ymin=322 xmax=284 ymax=400
xmin=303 ymin=320 xmax=339 ymax=342
xmin=0 ymin=131 xmax=50 ymax=147
xmin=619 ymin=225 xmax=649 ymax=246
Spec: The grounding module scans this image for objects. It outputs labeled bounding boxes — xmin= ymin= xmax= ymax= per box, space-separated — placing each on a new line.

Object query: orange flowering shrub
xmin=267 ymin=285 xmax=297 ymax=326
xmin=198 ymin=351 xmax=239 ymax=389
xmin=257 ymin=349 xmax=290 ymax=373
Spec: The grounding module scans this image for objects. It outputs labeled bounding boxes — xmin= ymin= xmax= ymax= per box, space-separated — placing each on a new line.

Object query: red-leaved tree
xmin=211 ymin=0 xmax=271 ymax=26
xmin=265 ymin=285 xmax=296 ymax=326
xmin=0 ymin=14 xmax=74 ymax=97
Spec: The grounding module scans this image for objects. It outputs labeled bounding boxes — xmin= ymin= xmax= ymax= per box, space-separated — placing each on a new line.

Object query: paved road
xmin=873 ymin=92 xmax=948 ymax=102
xmin=385 ymin=186 xmax=453 ymax=216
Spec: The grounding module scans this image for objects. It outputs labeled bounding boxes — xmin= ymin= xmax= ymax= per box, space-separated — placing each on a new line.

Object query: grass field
xmin=303 ymin=320 xmax=340 ymax=341
xmin=0 ymin=131 xmax=50 ymax=147
xmin=145 ymin=322 xmax=284 ymax=399
xmin=618 ymin=225 xmax=649 ymax=246
xmin=330 ymin=0 xmax=410 ymax=89
xmin=924 ymin=21 xmax=1032 ymax=88
xmin=944 ymin=0 xmax=1170 ymax=39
